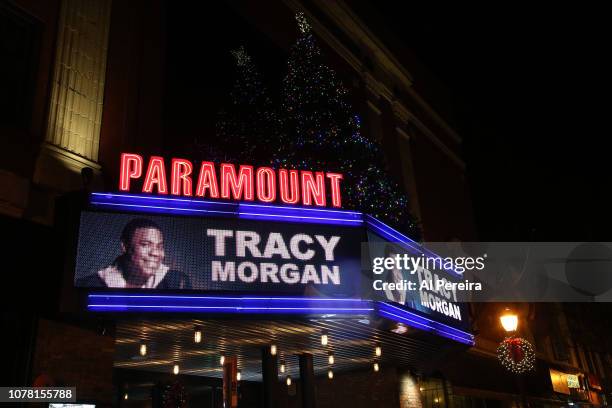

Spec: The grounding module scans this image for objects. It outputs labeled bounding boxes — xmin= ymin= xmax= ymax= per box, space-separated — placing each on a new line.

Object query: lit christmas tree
xmin=196 ymin=46 xmax=283 ymax=165
xmin=280 ymin=13 xmax=420 ymax=237
xmin=198 ymin=17 xmax=420 ymax=237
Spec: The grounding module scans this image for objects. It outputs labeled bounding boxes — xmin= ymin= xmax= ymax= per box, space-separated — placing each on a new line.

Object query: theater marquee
xmin=72 ymin=153 xmax=473 ymax=342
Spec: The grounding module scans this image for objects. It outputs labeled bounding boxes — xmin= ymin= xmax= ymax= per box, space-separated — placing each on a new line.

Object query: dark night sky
xmin=361 ymin=3 xmax=610 ymax=241
xmin=164 ymin=2 xmax=610 ymax=242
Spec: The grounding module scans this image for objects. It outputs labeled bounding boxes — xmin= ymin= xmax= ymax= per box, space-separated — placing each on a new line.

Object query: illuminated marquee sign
xmin=119 ymin=153 xmax=344 ymax=207
xmin=75 ymin=193 xmax=474 ymax=342
xmin=75 ymin=210 xmax=363 ymax=296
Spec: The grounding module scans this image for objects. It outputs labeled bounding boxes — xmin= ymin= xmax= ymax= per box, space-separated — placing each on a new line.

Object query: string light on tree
xmin=296 ymin=12 xmax=311 ymax=34
xmin=201 ymin=45 xmax=284 ymax=167
xmin=280 ymin=12 xmax=420 ymax=237
xmin=203 ymin=12 xmax=420 ymax=238
xmin=230 ymin=46 xmax=252 ymax=67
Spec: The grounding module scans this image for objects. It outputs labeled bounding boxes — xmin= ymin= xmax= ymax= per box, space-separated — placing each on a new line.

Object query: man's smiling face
xmin=126 ymin=227 xmax=165 ymax=276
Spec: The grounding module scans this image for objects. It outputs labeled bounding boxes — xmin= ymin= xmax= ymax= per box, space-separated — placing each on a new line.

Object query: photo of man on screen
xmin=383 ymin=244 xmax=407 ymax=305
xmin=77 ymin=218 xmax=191 ymax=289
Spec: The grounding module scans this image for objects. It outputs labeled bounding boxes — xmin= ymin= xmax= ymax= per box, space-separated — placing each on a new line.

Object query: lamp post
xmin=500 ymin=308 xmax=527 ymax=408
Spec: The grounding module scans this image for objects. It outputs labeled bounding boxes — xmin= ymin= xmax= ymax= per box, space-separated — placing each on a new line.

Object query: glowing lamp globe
xmin=500 ymin=309 xmax=518 ymax=333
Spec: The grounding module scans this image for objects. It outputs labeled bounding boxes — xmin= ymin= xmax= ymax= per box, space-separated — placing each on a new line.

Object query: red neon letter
xmin=256 ymin=167 xmax=276 ymax=203
xmin=195 ymin=161 xmax=219 ymax=198
xmin=279 ymin=169 xmax=299 ymax=204
xmin=171 ymin=158 xmax=193 ymax=196
xmin=119 ymin=153 xmax=143 ymax=191
xmin=301 ymin=171 xmax=326 ymax=206
xmin=326 ymin=172 xmax=343 ymax=208
xmin=143 ymin=156 xmax=168 ymax=194
xmin=220 ymin=164 xmax=254 ymax=201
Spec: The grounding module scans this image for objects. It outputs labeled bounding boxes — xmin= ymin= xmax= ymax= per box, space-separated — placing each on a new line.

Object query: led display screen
xmin=365 ymin=230 xmax=471 ymax=330
xmin=75 ymin=211 xmax=366 ymax=297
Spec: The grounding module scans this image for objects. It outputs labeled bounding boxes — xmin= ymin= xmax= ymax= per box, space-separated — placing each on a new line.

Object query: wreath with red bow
xmin=497 ymin=337 xmax=535 ymax=374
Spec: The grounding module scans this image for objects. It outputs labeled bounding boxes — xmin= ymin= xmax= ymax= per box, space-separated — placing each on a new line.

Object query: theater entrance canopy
xmin=113 ymin=316 xmax=467 ymax=382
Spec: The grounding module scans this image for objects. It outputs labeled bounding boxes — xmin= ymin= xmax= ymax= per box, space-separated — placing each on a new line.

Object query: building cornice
xmin=312 ymin=0 xmax=462 ymax=144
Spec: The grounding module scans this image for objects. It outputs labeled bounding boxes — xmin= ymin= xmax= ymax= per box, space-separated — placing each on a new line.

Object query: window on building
xmin=0 ymin=3 xmax=40 ymax=128
xmin=550 ymin=317 xmax=570 ymax=361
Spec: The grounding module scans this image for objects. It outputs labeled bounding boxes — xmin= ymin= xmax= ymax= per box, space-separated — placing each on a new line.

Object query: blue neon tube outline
xmin=377 ymin=309 xmax=474 ymax=345
xmin=91 ymin=201 xmax=363 ymax=224
xmin=364 ymin=214 xmax=419 ymax=244
xmin=378 ymin=309 xmax=474 ymax=341
xmin=88 ymin=305 xmax=374 ymax=312
xmin=376 ymin=303 xmax=474 ymax=342
xmin=379 ymin=302 xmax=473 ymax=339
xmin=91 ymin=193 xmax=362 ymax=215
xmin=378 ymin=313 xmax=473 ymax=345
xmin=88 ymin=294 xmax=367 ymax=301
xmin=377 ymin=310 xmax=474 ymax=344
xmin=90 ymin=201 xmax=234 ymax=215
xmin=236 ymin=212 xmax=363 ymax=223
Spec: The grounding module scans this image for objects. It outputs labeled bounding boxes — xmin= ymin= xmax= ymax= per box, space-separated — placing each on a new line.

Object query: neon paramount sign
xmin=119 ymin=153 xmax=344 ymax=207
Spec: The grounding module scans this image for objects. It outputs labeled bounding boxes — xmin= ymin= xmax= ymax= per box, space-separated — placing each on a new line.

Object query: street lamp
xmin=499 ymin=308 xmax=529 ymax=408
xmin=500 ymin=308 xmax=518 ymax=333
